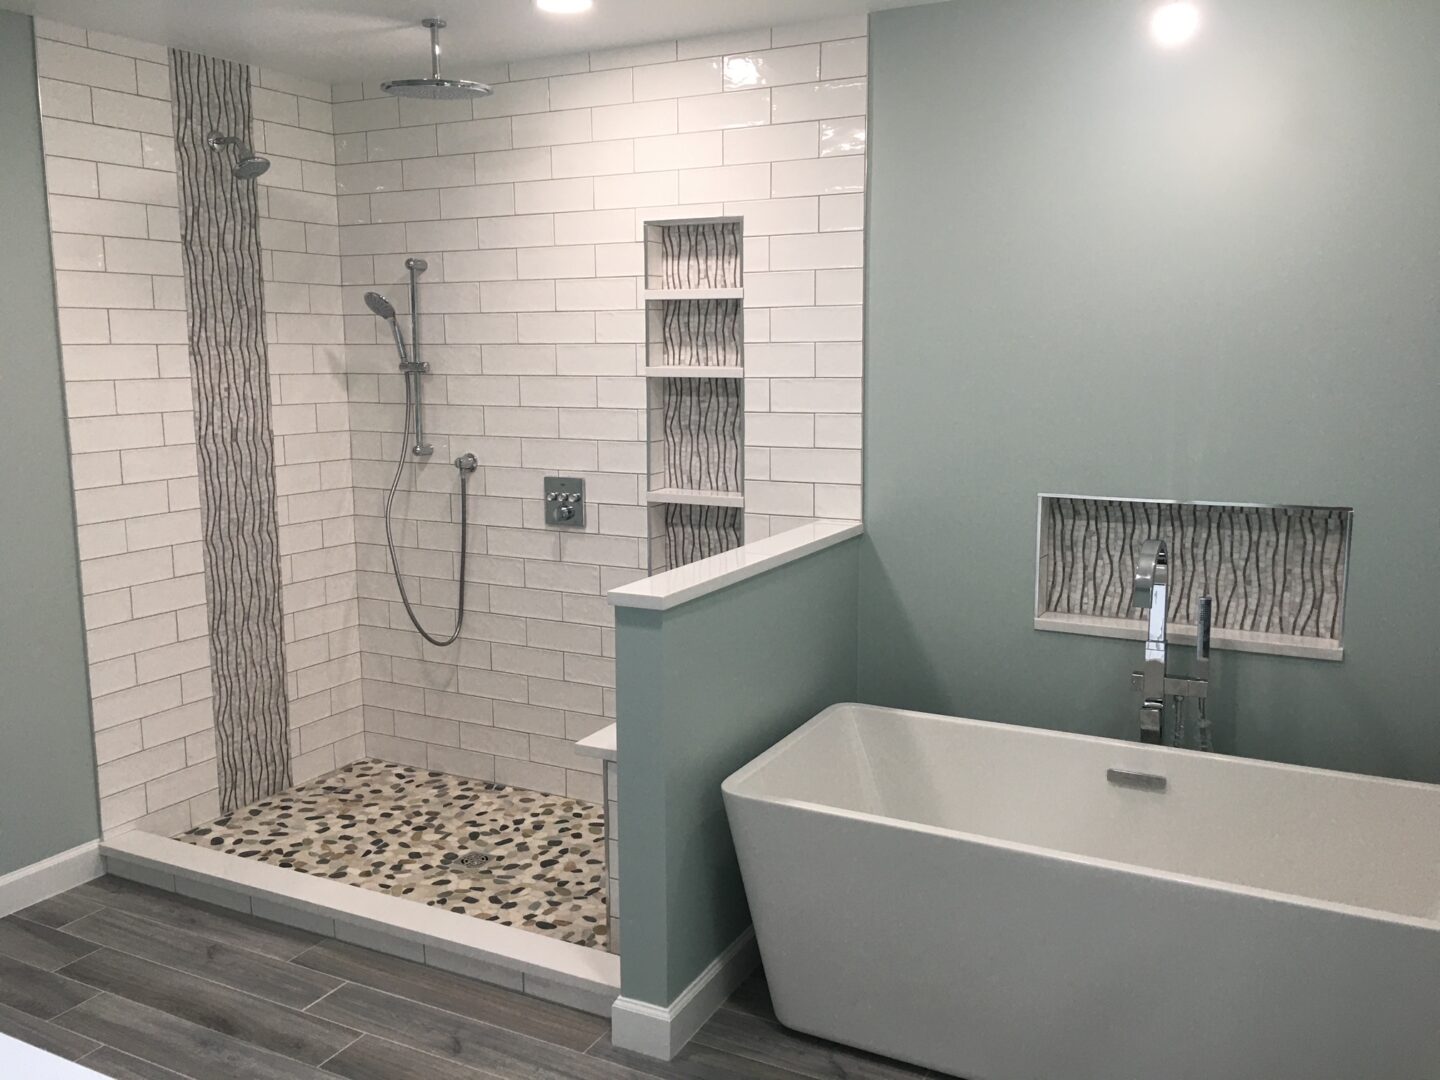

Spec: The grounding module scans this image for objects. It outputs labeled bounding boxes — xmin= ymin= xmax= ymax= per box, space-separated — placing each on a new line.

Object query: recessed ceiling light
xmin=536 ymin=0 xmax=594 ymax=13
xmin=1150 ymin=1 xmax=1201 ymax=48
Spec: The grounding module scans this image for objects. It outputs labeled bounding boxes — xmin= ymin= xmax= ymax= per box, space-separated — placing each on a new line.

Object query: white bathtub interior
xmin=732 ymin=703 xmax=1440 ymax=924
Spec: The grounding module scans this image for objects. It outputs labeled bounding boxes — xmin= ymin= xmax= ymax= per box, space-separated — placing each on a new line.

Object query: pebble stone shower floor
xmin=176 ymin=759 xmax=609 ymax=949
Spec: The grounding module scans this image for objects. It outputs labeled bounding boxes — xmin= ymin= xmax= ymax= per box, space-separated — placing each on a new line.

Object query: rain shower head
xmin=363 ymin=291 xmax=397 ymax=320
xmin=206 ymin=133 xmax=270 ymax=179
xmin=382 ymin=18 xmax=493 ymax=100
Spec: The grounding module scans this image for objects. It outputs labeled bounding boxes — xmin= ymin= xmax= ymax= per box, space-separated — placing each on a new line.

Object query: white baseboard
xmin=0 ymin=841 xmax=103 ymax=918
xmin=611 ymin=926 xmax=759 ymax=1060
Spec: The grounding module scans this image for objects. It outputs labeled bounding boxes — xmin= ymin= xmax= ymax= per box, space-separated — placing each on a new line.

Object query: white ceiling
xmin=10 ymin=0 xmax=932 ymax=85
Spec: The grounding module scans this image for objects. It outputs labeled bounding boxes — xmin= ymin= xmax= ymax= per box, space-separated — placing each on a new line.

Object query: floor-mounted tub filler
xmin=723 ymin=704 xmax=1440 ymax=1080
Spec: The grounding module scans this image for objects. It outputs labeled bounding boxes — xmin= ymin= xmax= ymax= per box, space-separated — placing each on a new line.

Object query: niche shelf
xmin=1033 ymin=494 xmax=1354 ymax=661
xmin=642 ymin=288 xmax=745 ymax=301
xmin=643 ymin=217 xmax=746 ymax=572
xmin=646 ymin=488 xmax=747 ymax=509
xmin=644 ymin=366 xmax=746 ymax=379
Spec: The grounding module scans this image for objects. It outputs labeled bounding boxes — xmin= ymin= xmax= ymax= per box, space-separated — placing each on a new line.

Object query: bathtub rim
xmin=722 ymin=702 xmax=1440 ymax=934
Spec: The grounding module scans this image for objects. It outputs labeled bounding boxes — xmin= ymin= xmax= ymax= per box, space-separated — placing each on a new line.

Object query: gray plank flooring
xmin=77 ymin=1046 xmax=191 ymax=1079
xmin=0 ymin=914 xmax=100 ymax=970
xmin=62 ymin=906 xmax=343 ymax=1009
xmin=292 ymin=941 xmax=609 ymax=1052
xmin=3 ymin=876 xmax=939 ymax=1080
xmin=0 ymin=999 xmax=100 ymax=1061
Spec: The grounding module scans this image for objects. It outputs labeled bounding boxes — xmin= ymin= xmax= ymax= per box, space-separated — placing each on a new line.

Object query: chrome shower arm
xmin=426 ymin=17 xmax=444 ymax=79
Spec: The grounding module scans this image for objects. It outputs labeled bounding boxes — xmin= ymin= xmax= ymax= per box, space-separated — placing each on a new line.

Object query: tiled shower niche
xmin=644 ymin=218 xmax=745 ymax=573
xmin=1034 ymin=495 xmax=1353 ymax=660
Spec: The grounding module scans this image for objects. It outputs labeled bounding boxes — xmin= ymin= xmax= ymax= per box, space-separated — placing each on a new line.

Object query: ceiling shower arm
xmin=425 ymin=17 xmax=444 ymax=79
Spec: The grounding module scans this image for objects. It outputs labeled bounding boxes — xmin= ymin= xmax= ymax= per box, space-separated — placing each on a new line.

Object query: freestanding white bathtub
xmin=722 ymin=703 xmax=1440 ymax=1080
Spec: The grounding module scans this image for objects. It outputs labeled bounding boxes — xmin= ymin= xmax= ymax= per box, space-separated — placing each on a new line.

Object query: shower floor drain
xmin=456 ymin=852 xmax=490 ymax=869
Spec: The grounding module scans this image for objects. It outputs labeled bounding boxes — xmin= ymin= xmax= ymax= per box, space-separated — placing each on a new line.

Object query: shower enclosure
xmin=37 ymin=16 xmax=621 ymax=1013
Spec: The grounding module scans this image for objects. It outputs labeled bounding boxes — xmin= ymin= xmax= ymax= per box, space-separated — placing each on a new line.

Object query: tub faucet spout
xmin=1129 ymin=539 xmax=1213 ymax=747
xmin=1133 ymin=540 xmax=1169 ymax=743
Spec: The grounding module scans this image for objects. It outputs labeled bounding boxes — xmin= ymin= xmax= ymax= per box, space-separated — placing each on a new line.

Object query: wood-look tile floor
xmin=0 ymin=875 xmax=943 ymax=1079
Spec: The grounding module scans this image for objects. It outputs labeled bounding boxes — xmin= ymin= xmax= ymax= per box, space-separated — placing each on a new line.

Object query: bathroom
xmin=0 ymin=0 xmax=1435 ymax=1077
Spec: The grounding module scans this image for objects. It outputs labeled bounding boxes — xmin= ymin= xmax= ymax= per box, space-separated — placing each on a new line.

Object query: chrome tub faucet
xmin=1130 ymin=539 xmax=1213 ymax=748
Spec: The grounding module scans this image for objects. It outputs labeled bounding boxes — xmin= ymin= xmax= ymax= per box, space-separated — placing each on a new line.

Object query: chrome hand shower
xmin=366 ymin=269 xmax=474 ymax=647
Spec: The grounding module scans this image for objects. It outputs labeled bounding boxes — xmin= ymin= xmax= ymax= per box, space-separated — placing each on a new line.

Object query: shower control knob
xmin=543 ymin=476 xmax=585 ymax=527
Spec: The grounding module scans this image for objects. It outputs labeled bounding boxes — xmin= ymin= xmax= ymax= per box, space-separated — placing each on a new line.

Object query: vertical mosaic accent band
xmin=661 ymin=299 xmax=742 ymax=366
xmin=662 ymin=377 xmax=742 ymax=492
xmin=1038 ymin=497 xmax=1351 ymax=643
xmin=170 ymin=49 xmax=291 ymax=811
xmin=664 ymin=505 xmax=744 ymax=568
xmin=660 ymin=222 xmax=742 ymax=288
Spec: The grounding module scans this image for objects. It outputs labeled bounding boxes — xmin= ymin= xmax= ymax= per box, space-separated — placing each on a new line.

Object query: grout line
xmin=286 ymin=940 xmax=327 ymax=966
xmin=4 ymin=913 xmax=105 ymax=968
xmin=61 ymin=942 xmax=105 ymax=969
xmin=302 ymin=979 xmax=349 ymax=1013
xmin=314 ymin=1029 xmax=364 ymax=1069
xmin=581 ymin=1029 xmax=608 ymax=1054
xmin=44 ymin=906 xmax=107 ymax=932
xmin=47 ymin=988 xmax=102 ymax=1024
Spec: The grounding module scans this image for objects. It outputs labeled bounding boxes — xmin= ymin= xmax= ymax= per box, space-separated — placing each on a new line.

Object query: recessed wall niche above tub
xmin=1034 ymin=495 xmax=1353 ymax=660
xmin=642 ymin=217 xmax=746 ymax=572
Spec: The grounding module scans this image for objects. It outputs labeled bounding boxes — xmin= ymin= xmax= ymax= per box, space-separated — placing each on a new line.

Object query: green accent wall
xmin=616 ymin=538 xmax=860 ymax=1005
xmin=0 ymin=11 xmax=102 ymax=875
xmin=859 ymin=0 xmax=1440 ymax=782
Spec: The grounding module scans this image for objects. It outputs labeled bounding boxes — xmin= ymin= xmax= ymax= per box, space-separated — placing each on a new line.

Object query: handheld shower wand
xmin=365 ymin=272 xmax=474 ymax=648
xmin=363 ymin=291 xmax=409 ymax=364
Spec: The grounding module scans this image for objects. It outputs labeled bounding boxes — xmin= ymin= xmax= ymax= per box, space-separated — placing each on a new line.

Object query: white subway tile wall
xmin=337 ymin=18 xmax=866 ymax=798
xmin=37 ymin=21 xmax=216 ymax=837
xmin=39 ymin=14 xmax=866 ymax=821
xmin=36 ymin=20 xmax=363 ymax=834
xmin=253 ymin=66 xmax=367 ymax=789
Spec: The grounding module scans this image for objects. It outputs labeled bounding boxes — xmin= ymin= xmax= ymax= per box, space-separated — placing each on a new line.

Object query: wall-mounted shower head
xmin=233 ymin=155 xmax=271 ymax=179
xmin=382 ymin=18 xmax=493 ymax=100
xmin=364 ymin=291 xmax=397 ymax=321
xmin=206 ymin=133 xmax=271 ymax=179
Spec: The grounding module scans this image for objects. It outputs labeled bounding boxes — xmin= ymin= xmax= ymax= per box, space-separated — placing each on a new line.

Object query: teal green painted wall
xmin=0 ymin=11 xmax=102 ymax=874
xmin=859 ymin=0 xmax=1440 ymax=782
xmin=616 ymin=538 xmax=860 ymax=1005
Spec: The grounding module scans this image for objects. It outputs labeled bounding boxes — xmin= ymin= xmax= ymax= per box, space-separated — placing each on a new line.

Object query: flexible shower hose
xmin=384 ymin=378 xmax=469 ymax=647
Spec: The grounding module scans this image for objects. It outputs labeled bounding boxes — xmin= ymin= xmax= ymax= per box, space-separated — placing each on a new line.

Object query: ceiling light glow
xmin=536 ymin=0 xmax=594 ymax=13
xmin=724 ymin=57 xmax=759 ymax=88
xmin=1150 ymin=1 xmax=1201 ymax=48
